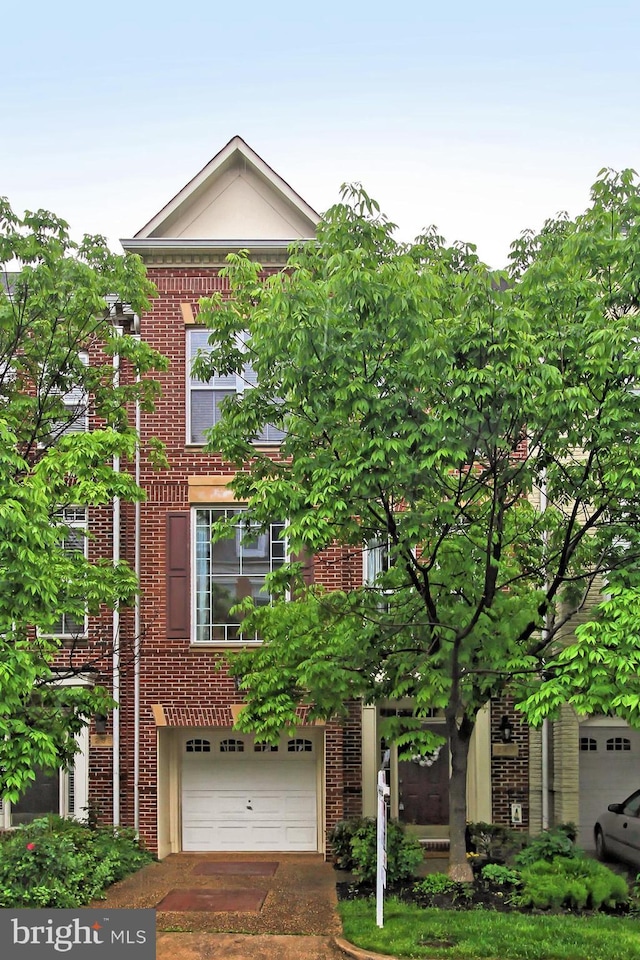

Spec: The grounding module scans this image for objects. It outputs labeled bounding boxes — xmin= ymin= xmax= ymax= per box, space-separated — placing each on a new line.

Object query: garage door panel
xmin=181 ymin=733 xmax=319 ymax=852
xmin=282 ymin=792 xmax=316 ymax=815
xmin=579 ymin=723 xmax=640 ymax=849
xmin=185 ymin=822 xmax=317 ymax=851
xmin=285 ymin=826 xmax=317 ymax=847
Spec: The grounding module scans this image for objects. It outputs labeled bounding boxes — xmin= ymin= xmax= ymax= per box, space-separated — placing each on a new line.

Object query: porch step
xmin=419 ymin=838 xmax=450 ymax=853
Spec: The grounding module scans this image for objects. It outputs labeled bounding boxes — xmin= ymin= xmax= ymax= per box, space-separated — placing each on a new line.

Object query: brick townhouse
xmin=4 ymin=137 xmax=638 ymax=854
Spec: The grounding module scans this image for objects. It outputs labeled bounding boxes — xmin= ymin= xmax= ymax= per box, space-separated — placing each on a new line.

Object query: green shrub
xmin=514 ymin=827 xmax=578 ymax=867
xmin=467 ymin=821 xmax=527 ymax=862
xmin=328 ymin=817 xmax=371 ymax=870
xmin=348 ymin=819 xmax=424 ymax=885
xmin=480 ymin=862 xmax=521 ymax=887
xmin=0 ymin=816 xmax=154 ymax=908
xmin=512 ymin=857 xmax=629 ymax=912
xmin=414 ymin=872 xmax=460 ymax=896
xmin=556 ymin=821 xmax=578 ymax=842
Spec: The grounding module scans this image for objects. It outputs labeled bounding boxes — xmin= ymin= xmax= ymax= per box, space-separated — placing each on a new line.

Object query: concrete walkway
xmin=92 ymin=853 xmax=369 ymax=959
xmin=156 ymin=932 xmax=353 ymax=959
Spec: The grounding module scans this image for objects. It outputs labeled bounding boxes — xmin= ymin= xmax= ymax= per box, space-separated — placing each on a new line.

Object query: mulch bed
xmin=336 ymin=877 xmax=636 ymax=916
xmin=337 ymin=879 xmax=514 ymax=912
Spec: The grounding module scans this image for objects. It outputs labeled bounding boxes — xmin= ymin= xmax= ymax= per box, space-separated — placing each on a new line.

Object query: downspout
xmin=112 ymin=325 xmax=123 ymax=827
xmin=539 ymin=470 xmax=550 ymax=830
xmin=133 ymin=329 xmax=141 ymax=836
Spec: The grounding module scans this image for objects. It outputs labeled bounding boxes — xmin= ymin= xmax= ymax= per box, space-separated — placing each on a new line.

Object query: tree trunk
xmin=447 ymin=713 xmax=475 ymax=882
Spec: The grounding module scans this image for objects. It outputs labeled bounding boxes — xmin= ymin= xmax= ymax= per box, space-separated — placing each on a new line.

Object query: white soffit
xmin=129 ymin=136 xmax=320 ymax=243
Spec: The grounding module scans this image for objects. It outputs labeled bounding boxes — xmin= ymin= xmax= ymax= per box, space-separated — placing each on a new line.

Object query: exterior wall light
xmin=94 ymin=713 xmax=108 ymax=734
xmin=500 ymin=715 xmax=514 ymax=743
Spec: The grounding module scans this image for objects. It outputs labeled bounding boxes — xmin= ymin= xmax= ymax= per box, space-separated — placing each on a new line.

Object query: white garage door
xmin=181 ymin=732 xmax=318 ymax=852
xmin=579 ymin=721 xmax=640 ymax=849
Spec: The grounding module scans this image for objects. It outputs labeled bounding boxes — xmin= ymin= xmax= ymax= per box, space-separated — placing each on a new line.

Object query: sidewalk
xmin=156 ymin=932 xmax=351 ymax=959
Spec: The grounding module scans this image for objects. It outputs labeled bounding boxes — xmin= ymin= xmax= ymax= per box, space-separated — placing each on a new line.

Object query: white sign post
xmin=376 ymin=768 xmax=390 ymax=928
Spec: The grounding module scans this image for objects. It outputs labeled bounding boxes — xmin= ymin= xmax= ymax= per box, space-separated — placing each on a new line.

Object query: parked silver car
xmin=594 ymin=788 xmax=640 ymax=868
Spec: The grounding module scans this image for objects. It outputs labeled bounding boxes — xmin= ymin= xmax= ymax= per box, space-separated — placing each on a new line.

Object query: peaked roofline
xmin=131 ymin=136 xmax=320 ymax=240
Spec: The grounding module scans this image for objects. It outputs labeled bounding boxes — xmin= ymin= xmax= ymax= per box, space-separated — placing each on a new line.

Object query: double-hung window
xmin=364 ymin=536 xmax=391 ymax=586
xmin=48 ymin=506 xmax=88 ymax=638
xmin=51 ymin=350 xmax=90 ymax=438
xmin=193 ymin=507 xmax=286 ymax=644
xmin=187 ymin=330 xmax=285 ymax=445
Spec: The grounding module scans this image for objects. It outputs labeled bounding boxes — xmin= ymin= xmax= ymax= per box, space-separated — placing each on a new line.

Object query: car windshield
xmin=621 ymin=790 xmax=640 ymax=817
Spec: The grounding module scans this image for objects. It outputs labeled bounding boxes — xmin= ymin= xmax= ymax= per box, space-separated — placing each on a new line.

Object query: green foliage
xmin=0 ymin=816 xmax=154 ymax=907
xmin=196 ymin=172 xmax=640 ymax=873
xmin=514 ymin=828 xmax=578 ymax=867
xmin=413 ymin=872 xmax=461 ymax=897
xmin=480 ymin=862 xmax=521 ymax=886
xmin=512 ymin=857 xmax=629 ymax=912
xmin=328 ymin=817 xmax=371 ymax=870
xmin=0 ymin=198 xmax=167 ymax=800
xmin=555 ymin=822 xmax=578 ymax=842
xmin=467 ymin=821 xmax=527 ymax=862
xmin=346 ymin=818 xmax=424 ymax=885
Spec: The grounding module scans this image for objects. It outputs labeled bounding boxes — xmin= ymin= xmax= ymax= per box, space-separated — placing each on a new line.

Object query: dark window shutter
xmin=166 ymin=512 xmax=190 ymax=639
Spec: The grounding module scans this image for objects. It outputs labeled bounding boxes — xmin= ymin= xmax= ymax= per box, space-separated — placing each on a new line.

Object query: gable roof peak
xmin=130 ymin=136 xmax=319 ymax=244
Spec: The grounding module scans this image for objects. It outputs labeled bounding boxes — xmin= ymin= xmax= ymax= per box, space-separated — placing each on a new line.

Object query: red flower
xmin=26 ymin=842 xmax=36 ymax=851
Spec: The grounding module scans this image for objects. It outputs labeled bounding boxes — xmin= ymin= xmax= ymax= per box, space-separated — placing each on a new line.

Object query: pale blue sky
xmin=3 ymin=0 xmax=639 ymax=266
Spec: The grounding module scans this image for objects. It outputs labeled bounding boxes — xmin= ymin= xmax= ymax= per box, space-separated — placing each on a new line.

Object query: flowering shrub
xmin=0 ymin=816 xmax=153 ymax=907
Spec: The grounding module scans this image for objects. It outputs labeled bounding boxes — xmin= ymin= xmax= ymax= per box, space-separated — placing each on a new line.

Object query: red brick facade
xmin=490 ymin=695 xmax=530 ymax=831
xmin=81 ymin=262 xmax=363 ymax=854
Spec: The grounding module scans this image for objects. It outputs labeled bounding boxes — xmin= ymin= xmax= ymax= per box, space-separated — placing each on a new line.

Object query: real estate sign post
xmin=376 ymin=768 xmax=390 ymax=928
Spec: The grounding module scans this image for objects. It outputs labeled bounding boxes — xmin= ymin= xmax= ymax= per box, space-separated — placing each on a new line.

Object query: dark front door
xmin=397 ymin=731 xmax=449 ymax=826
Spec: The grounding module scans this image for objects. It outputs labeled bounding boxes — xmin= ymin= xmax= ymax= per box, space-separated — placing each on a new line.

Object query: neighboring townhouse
xmin=3 ymin=137 xmax=638 ymax=854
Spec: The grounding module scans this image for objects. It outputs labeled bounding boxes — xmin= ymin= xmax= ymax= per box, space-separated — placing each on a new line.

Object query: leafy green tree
xmin=0 ymin=199 xmax=166 ymax=802
xmin=194 ymin=171 xmax=640 ymax=879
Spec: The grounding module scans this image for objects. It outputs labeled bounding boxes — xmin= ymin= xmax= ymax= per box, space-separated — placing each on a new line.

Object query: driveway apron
xmin=90 ymin=852 xmax=352 ymax=959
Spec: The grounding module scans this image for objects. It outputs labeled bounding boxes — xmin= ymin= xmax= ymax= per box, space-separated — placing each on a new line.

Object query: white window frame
xmin=363 ymin=535 xmax=392 ymax=586
xmin=41 ymin=506 xmax=88 ymax=638
xmin=191 ymin=506 xmax=287 ymax=645
xmin=186 ymin=329 xmax=284 ymax=446
xmin=1 ymin=723 xmax=88 ymax=828
xmin=52 ymin=350 xmax=90 ymax=437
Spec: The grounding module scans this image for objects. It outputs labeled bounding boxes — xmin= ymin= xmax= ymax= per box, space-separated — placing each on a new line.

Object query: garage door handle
xmin=247 ymin=803 xmax=253 ymax=810
xmin=623 ymin=821 xmax=628 ymax=829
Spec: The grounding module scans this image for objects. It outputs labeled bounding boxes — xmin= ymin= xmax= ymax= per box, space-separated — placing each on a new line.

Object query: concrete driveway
xmin=91 ymin=852 xmax=365 ymax=960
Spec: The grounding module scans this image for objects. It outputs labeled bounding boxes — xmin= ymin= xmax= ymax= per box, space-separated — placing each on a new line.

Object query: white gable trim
xmin=130 ymin=136 xmax=319 ymax=242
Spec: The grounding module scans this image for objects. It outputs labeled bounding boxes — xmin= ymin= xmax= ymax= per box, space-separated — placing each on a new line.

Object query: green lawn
xmin=339 ymin=898 xmax=640 ymax=960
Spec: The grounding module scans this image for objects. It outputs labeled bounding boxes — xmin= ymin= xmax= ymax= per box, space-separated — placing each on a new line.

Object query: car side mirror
xmin=608 ymin=803 xmax=623 ymax=813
